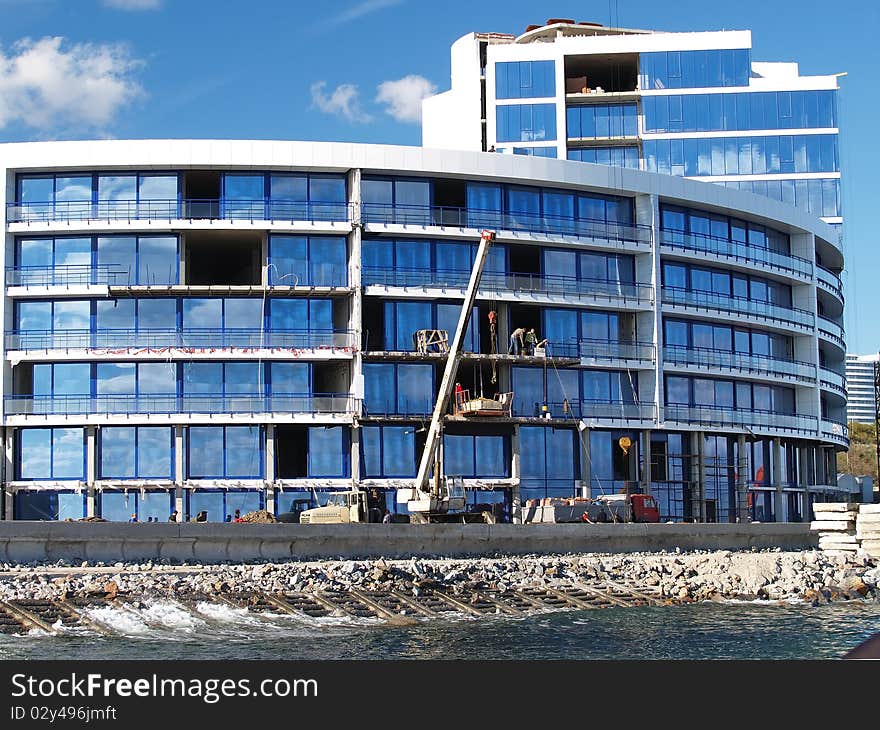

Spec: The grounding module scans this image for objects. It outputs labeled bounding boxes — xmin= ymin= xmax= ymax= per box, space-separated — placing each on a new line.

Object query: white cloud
xmin=375 ymin=75 xmax=436 ymax=123
xmin=103 ymin=0 xmax=161 ymax=9
xmin=0 ymin=36 xmax=144 ymax=132
xmin=310 ymin=81 xmax=372 ymax=123
xmin=336 ymin=0 xmax=404 ymax=24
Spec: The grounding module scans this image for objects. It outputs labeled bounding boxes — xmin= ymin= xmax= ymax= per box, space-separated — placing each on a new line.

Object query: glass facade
xmin=639 ymin=49 xmax=751 ymax=90
xmin=495 ymin=60 xmax=555 ymax=99
xmin=496 ymin=104 xmax=557 ymax=143
xmin=566 ymin=104 xmax=638 ymax=139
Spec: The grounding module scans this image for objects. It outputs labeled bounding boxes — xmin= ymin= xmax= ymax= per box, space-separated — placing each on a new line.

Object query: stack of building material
xmin=856 ymin=504 xmax=880 ymax=559
xmin=810 ymin=503 xmax=859 ymax=554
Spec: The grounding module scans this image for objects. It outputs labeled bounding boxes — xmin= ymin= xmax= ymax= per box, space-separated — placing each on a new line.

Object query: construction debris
xmin=812 ymin=503 xmax=860 ymax=554
xmin=857 ymin=504 xmax=880 ymax=560
xmin=239 ymin=510 xmax=277 ymax=524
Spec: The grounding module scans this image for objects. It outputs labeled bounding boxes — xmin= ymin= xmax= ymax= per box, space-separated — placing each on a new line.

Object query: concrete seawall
xmin=0 ymin=522 xmax=817 ymax=563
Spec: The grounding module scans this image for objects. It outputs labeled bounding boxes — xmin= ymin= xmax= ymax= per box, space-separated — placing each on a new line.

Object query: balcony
xmin=363 ymin=267 xmax=653 ymax=307
xmin=664 ymin=404 xmax=818 ymax=436
xmin=6 ymin=199 xmax=351 ymax=225
xmin=817 ymin=316 xmax=846 ymax=350
xmin=515 ymin=399 xmax=656 ymax=422
xmin=819 ymin=367 xmax=847 ymax=396
xmin=4 ymin=393 xmax=359 ymax=417
xmin=538 ymin=338 xmax=655 ymax=362
xmin=663 ymin=345 xmax=817 ymax=382
xmin=659 ymin=229 xmax=813 ymax=279
xmin=819 ymin=418 xmax=849 ymax=446
xmin=661 ymin=287 xmax=815 ymax=330
xmin=361 ymin=203 xmax=653 ymax=245
xmin=816 ymin=265 xmax=844 ymax=301
xmin=6 ymin=264 xmax=131 ymax=288
xmin=5 ymin=328 xmax=358 ymax=353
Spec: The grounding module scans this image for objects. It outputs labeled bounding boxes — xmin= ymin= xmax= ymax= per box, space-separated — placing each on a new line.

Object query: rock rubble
xmin=0 ymin=549 xmax=877 ymax=606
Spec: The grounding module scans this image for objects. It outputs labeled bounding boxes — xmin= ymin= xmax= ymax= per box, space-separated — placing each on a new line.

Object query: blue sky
xmin=0 ymin=0 xmax=875 ymax=352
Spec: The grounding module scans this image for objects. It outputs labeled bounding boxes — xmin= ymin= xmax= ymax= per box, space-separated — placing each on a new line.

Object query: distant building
xmin=846 ymin=353 xmax=880 ymax=424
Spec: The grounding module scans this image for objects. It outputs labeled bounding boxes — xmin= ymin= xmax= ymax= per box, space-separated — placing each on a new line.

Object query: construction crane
xmin=396 ymin=229 xmax=496 ymax=516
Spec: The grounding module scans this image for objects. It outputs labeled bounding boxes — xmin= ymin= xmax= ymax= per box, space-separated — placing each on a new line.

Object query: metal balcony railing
xmin=6 ymin=264 xmax=131 ymax=287
xmin=819 ymin=367 xmax=847 ymax=395
xmin=515 ymin=400 xmax=656 ymax=421
xmin=5 ymin=328 xmax=357 ymax=351
xmin=819 ymin=418 xmax=849 ymax=443
xmin=661 ymin=287 xmax=815 ymax=328
xmin=663 ymin=404 xmax=818 ymax=434
xmin=361 ymin=203 xmax=653 ymax=244
xmin=663 ymin=345 xmax=817 ymax=381
xmin=4 ymin=393 xmax=359 ymax=416
xmin=816 ymin=265 xmax=844 ymax=300
xmin=363 ymin=267 xmax=653 ymax=303
xmin=535 ymin=338 xmax=655 ymax=361
xmin=6 ymin=199 xmax=352 ymax=224
xmin=659 ymin=229 xmax=813 ymax=278
xmin=818 ymin=316 xmax=846 ymax=349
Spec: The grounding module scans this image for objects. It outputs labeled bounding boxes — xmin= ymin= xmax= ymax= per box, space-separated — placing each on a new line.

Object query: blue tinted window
xmin=641 ymin=49 xmax=750 ymax=89
xmin=188 ymin=427 xmax=224 ymax=476
xmin=496 ymin=60 xmax=555 ymax=99
xmin=270 ymin=363 xmax=309 ymax=393
xmin=308 ymin=426 xmax=349 ymax=477
xmin=496 ymin=104 xmax=557 ymax=143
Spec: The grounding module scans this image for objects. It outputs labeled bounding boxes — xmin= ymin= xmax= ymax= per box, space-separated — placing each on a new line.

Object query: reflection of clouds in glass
xmin=98 ymin=176 xmax=137 ymax=201
xmin=224 ymin=363 xmax=261 ymax=394
xmin=138 ymin=237 xmax=177 ymax=285
xmin=53 ymin=364 xmax=91 ymax=395
xmin=183 ymin=299 xmax=222 ymax=328
xmin=20 ymin=429 xmax=51 ymax=479
xmin=18 ymin=302 xmax=51 ymax=330
xmin=225 ymin=426 xmax=260 ymax=476
xmin=97 ymin=299 xmax=135 ymax=329
xmin=97 ymin=364 xmax=136 ymax=395
xmin=101 ymin=492 xmax=135 ymax=522
xmin=137 ymin=428 xmax=172 ymax=478
xmin=189 ymin=427 xmax=224 ymax=476
xmin=138 ymin=176 xmax=178 ymax=200
xmin=55 ymin=178 xmax=92 ymax=202
xmin=138 ymin=363 xmax=176 ymax=393
xmin=54 ymin=302 xmax=91 ymax=330
xmin=184 ymin=363 xmax=222 ymax=394
xmin=52 ymin=428 xmax=84 ymax=478
xmin=137 ymin=299 xmax=177 ymax=328
xmin=101 ymin=427 xmax=135 ymax=478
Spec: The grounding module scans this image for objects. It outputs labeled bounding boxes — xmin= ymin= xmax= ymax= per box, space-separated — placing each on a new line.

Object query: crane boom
xmin=399 ymin=229 xmax=495 ymax=512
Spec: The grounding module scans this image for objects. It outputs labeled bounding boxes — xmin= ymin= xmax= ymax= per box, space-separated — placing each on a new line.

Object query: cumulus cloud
xmin=310 ymin=81 xmax=372 ymax=123
xmin=103 ymin=0 xmax=162 ymax=9
xmin=0 ymin=36 xmax=144 ymax=132
xmin=375 ymin=75 xmax=436 ymax=123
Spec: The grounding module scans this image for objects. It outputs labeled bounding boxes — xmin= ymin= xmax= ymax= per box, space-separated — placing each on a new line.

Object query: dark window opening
xmin=433 ymin=179 xmax=467 ymax=210
xmin=275 ymin=426 xmax=308 ymax=478
xmin=509 ymin=244 xmax=541 ymax=276
xmin=454 ymin=360 xmax=500 ymax=403
xmin=185 ymin=231 xmax=262 ymax=285
xmin=12 ymin=363 xmax=34 ymax=397
xmin=507 ymin=304 xmax=542 ymax=337
xmin=314 ymin=362 xmax=349 ymax=395
xmin=362 ymin=298 xmax=384 ymax=351
xmin=565 ymin=54 xmax=639 ymax=94
xmin=183 ymin=171 xmax=221 ymax=218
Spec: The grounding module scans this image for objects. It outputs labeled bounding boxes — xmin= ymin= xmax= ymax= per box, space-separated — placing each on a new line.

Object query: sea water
xmin=1 ymin=598 xmax=878 ymax=660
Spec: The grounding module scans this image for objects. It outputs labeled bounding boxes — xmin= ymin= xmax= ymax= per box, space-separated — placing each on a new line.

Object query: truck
xmin=523 ymin=493 xmax=660 ymax=524
xmin=299 ymin=489 xmax=386 ymax=524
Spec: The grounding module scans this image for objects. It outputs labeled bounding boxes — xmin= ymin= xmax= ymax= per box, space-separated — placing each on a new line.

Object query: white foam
xmin=86 ymin=606 xmax=151 ymax=635
xmin=139 ymin=601 xmax=206 ymax=631
xmin=195 ymin=601 xmax=264 ymax=626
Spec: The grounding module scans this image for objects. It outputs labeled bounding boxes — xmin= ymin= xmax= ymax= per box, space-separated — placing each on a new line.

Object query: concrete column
xmin=772 ymin=438 xmax=784 ymax=522
xmin=350 ymin=424 xmax=360 ymax=487
xmin=174 ymin=426 xmax=185 ymax=521
xmin=579 ymin=423 xmax=591 ymax=498
xmin=261 ymin=235 xmax=269 ymax=287
xmin=265 ymin=424 xmax=276 ymax=514
xmin=178 ymin=237 xmax=186 ymax=285
xmin=510 ymin=425 xmax=521 ymax=524
xmin=640 ymin=429 xmax=652 ymax=495
xmin=736 ymin=434 xmax=749 ymax=523
xmin=86 ymin=427 xmax=96 ymax=518
xmin=690 ymin=431 xmax=704 ymax=522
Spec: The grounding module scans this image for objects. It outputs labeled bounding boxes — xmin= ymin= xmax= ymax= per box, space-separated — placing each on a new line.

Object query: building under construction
xmin=0 ymin=20 xmax=853 ymax=524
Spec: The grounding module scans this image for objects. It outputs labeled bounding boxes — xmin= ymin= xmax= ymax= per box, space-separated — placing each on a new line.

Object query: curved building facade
xmin=0 ymin=140 xmax=848 ymax=524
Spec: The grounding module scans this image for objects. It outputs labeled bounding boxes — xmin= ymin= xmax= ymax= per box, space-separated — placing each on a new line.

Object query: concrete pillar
xmin=640 ymin=429 xmax=652 ymax=495
xmin=579 ymin=423 xmax=591 ymax=498
xmin=736 ymin=434 xmax=749 ymax=523
xmin=178 ymin=237 xmax=186 ymax=285
xmin=261 ymin=235 xmax=269 ymax=287
xmin=510 ymin=425 xmax=521 ymax=524
xmin=86 ymin=427 xmax=97 ymax=518
xmin=772 ymin=438 xmax=784 ymax=522
xmin=174 ymin=426 xmax=185 ymax=521
xmin=265 ymin=424 xmax=276 ymax=514
xmin=350 ymin=424 xmax=360 ymax=487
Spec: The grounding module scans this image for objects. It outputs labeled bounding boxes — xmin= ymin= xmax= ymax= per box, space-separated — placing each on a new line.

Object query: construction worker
xmin=509 ymin=326 xmax=525 ymax=355
xmin=524 ymin=328 xmax=538 ymax=356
